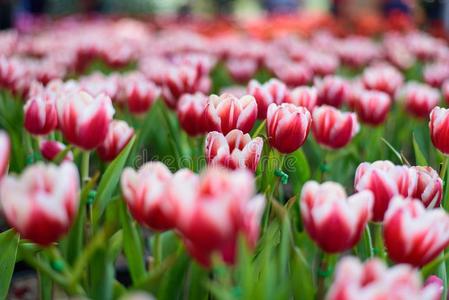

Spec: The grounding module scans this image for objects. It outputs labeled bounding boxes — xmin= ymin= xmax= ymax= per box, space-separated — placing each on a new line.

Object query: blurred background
xmin=0 ymin=0 xmax=448 ymax=36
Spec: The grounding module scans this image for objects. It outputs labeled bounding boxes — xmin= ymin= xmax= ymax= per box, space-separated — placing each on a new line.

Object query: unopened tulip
xmin=300 ymin=181 xmax=373 ymax=253
xmin=122 ymin=74 xmax=160 ymax=114
xmin=24 ymin=95 xmax=58 ymax=135
xmin=361 ymin=64 xmax=403 ymax=96
xmin=315 ymin=76 xmax=350 ymax=108
xmin=327 ymin=257 xmax=441 ymax=300
xmin=40 ymin=140 xmax=73 ymax=162
xmin=384 ymin=197 xmax=449 ymax=267
xmin=226 ymin=57 xmax=258 ymax=83
xmin=56 ymin=91 xmax=115 ymax=150
xmin=273 ymin=62 xmax=312 ymax=87
xmin=286 ymin=86 xmax=318 ymax=112
xmin=353 ymin=90 xmax=391 ymax=126
xmin=400 ymin=82 xmax=439 ymax=118
xmin=0 ymin=131 xmax=9 ymax=178
xmin=205 ymin=93 xmax=257 ymax=135
xmin=0 ymin=162 xmax=79 ymax=245
xmin=205 ymin=129 xmax=263 ymax=172
xmin=423 ymin=63 xmax=449 ymax=88
xmin=429 ymin=106 xmax=449 ymax=154
xmin=312 ymin=105 xmax=359 ymax=149
xmin=355 ymin=161 xmax=418 ymax=221
xmin=247 ymin=79 xmax=289 ymax=119
xmin=266 ymin=103 xmax=311 ymax=154
xmin=97 ymin=120 xmax=134 ymax=162
xmin=121 ymin=162 xmax=174 ymax=231
xmin=411 ymin=166 xmax=442 ymax=208
xmin=176 ymin=92 xmax=208 ymax=136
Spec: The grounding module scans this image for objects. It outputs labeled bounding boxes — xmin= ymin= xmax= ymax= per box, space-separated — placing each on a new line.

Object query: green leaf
xmin=89 ymin=246 xmax=114 ymax=300
xmin=187 ymin=262 xmax=209 ymax=300
xmin=381 ymin=138 xmax=403 ymax=164
xmin=288 ymin=149 xmax=311 ymax=194
xmin=412 ymin=133 xmax=428 ymax=166
xmin=92 ymin=136 xmax=135 ymax=224
xmin=157 ymin=249 xmax=190 ymax=300
xmin=290 ymin=246 xmax=315 ymax=300
xmin=0 ymin=230 xmax=19 ymax=299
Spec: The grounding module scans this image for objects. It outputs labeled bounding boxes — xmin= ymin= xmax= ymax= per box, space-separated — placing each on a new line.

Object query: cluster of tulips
xmin=1 ymin=15 xmax=449 ymax=300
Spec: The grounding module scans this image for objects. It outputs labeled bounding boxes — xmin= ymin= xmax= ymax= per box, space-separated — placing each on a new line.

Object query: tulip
xmin=247 ymin=79 xmax=289 ymax=119
xmin=400 ymin=82 xmax=439 ymax=118
xmin=266 ymin=103 xmax=311 ymax=154
xmin=312 ymin=105 xmax=359 ymax=149
xmin=442 ymin=80 xmax=449 ymax=105
xmin=384 ymin=197 xmax=449 ymax=267
xmin=40 ymin=140 xmax=73 ymax=162
xmin=162 ymin=65 xmax=211 ymax=109
xmin=226 ymin=57 xmax=258 ymax=83
xmin=122 ymin=74 xmax=160 ymax=114
xmin=205 ymin=129 xmax=263 ymax=172
xmin=327 ymin=257 xmax=441 ymax=300
xmin=97 ymin=120 xmax=134 ymax=162
xmin=305 ymin=51 xmax=339 ymax=77
xmin=300 ymin=181 xmax=373 ymax=253
xmin=56 ymin=91 xmax=115 ymax=150
xmin=361 ymin=64 xmax=403 ymax=96
xmin=353 ymin=90 xmax=391 ymax=126
xmin=429 ymin=106 xmax=449 ymax=154
xmin=0 ymin=162 xmax=79 ymax=245
xmin=121 ymin=162 xmax=174 ymax=231
xmin=411 ymin=166 xmax=442 ymax=208
xmin=79 ymin=72 xmax=120 ymax=99
xmin=272 ymin=61 xmax=312 ymax=87
xmin=423 ymin=63 xmax=449 ymax=88
xmin=424 ymin=276 xmax=444 ymax=300
xmin=0 ymin=131 xmax=10 ymax=178
xmin=286 ymin=86 xmax=318 ymax=112
xmin=315 ymin=76 xmax=350 ymax=108
xmin=23 ymin=95 xmax=58 ymax=135
xmin=176 ymin=92 xmax=208 ymax=136
xmin=205 ymin=93 xmax=257 ymax=135
xmin=354 ymin=161 xmax=418 ymax=221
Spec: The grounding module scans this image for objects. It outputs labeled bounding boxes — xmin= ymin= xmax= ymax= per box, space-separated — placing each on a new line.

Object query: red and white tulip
xmin=247 ymin=78 xmax=289 ymax=119
xmin=97 ymin=120 xmax=134 ymax=162
xmin=176 ymin=92 xmax=208 ymax=136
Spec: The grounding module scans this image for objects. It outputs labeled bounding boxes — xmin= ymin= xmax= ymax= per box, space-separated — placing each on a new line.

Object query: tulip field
xmin=2 ymin=14 xmax=449 ymax=299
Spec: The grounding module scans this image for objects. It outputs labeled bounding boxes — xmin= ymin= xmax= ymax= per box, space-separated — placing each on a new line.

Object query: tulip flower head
xmin=40 ymin=140 xmax=73 ymax=162
xmin=286 ymin=86 xmax=318 ymax=112
xmin=176 ymin=92 xmax=208 ymax=136
xmin=247 ymin=78 xmax=289 ymax=119
xmin=97 ymin=120 xmax=134 ymax=162
xmin=0 ymin=131 xmax=10 ymax=178
xmin=400 ymin=82 xmax=440 ymax=118
xmin=315 ymin=75 xmax=350 ymax=108
xmin=352 ymin=89 xmax=391 ymax=126
xmin=24 ymin=95 xmax=58 ymax=135
xmin=429 ymin=106 xmax=449 ymax=154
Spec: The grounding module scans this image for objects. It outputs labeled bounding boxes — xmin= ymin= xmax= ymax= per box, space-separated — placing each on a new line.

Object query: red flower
xmin=315 ymin=76 xmax=350 ymax=108
xmin=97 ymin=120 xmax=134 ymax=162
xmin=429 ymin=106 xmax=449 ymax=154
xmin=24 ymin=95 xmax=58 ymax=135
xmin=247 ymin=78 xmax=289 ymax=119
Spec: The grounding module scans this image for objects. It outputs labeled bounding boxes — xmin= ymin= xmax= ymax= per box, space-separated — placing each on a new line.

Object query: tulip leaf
xmin=381 ymin=138 xmax=403 ymax=164
xmin=412 ymin=133 xmax=428 ymax=166
xmin=288 ymin=149 xmax=311 ymax=194
xmin=157 ymin=249 xmax=190 ymax=300
xmin=0 ymin=229 xmax=19 ymax=300
xmin=89 ymin=246 xmax=114 ymax=300
xmin=93 ymin=136 xmax=136 ymax=224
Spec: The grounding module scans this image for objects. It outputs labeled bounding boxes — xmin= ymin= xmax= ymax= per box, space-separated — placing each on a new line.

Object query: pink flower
xmin=361 ymin=64 xmax=403 ymax=96
xmin=56 ymin=91 xmax=115 ymax=150
xmin=122 ymin=73 xmax=160 ymax=114
xmin=327 ymin=257 xmax=441 ymax=300
xmin=205 ymin=129 xmax=263 ymax=172
xmin=300 ymin=181 xmax=373 ymax=253
xmin=411 ymin=166 xmax=443 ymax=208
xmin=384 ymin=197 xmax=449 ymax=267
xmin=177 ymin=92 xmax=208 ymax=136
xmin=97 ymin=120 xmax=134 ymax=162
xmin=429 ymin=106 xmax=449 ymax=154
xmin=226 ymin=58 xmax=258 ymax=84
xmin=23 ymin=95 xmax=58 ymax=135
xmin=442 ymin=80 xmax=449 ymax=105
xmin=40 ymin=140 xmax=73 ymax=162
xmin=121 ymin=162 xmax=174 ymax=231
xmin=266 ymin=103 xmax=311 ymax=154
xmin=0 ymin=131 xmax=10 ymax=178
xmin=353 ymin=90 xmax=391 ymax=126
xmin=315 ymin=76 xmax=350 ymax=108
xmin=423 ymin=63 xmax=449 ymax=88
xmin=273 ymin=62 xmax=312 ymax=87
xmin=400 ymin=82 xmax=440 ymax=118
xmin=286 ymin=86 xmax=318 ymax=112
xmin=205 ymin=93 xmax=257 ymax=135
xmin=0 ymin=162 xmax=79 ymax=245
xmin=247 ymin=79 xmax=289 ymax=119
xmin=312 ymin=105 xmax=359 ymax=149
xmin=305 ymin=51 xmax=339 ymax=77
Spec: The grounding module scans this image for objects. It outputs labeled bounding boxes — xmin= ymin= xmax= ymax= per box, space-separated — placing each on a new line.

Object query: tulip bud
xmin=205 ymin=93 xmax=257 ymax=135
xmin=400 ymin=82 xmax=440 ymax=118
xmin=315 ymin=76 xmax=350 ymax=108
xmin=424 ymin=276 xmax=444 ymax=300
xmin=247 ymin=79 xmax=289 ymax=119
xmin=176 ymin=92 xmax=208 ymax=136
xmin=411 ymin=166 xmax=442 ymax=208
xmin=56 ymin=91 xmax=115 ymax=150
xmin=423 ymin=63 xmax=449 ymax=88
xmin=327 ymin=257 xmax=441 ymax=300
xmin=384 ymin=197 xmax=449 ymax=267
xmin=273 ymin=62 xmax=312 ymax=87
xmin=286 ymin=86 xmax=318 ymax=112
xmin=430 ymin=106 xmax=449 ymax=154
xmin=121 ymin=162 xmax=174 ymax=231
xmin=0 ymin=131 xmax=10 ymax=178
xmin=0 ymin=162 xmax=79 ymax=245
xmin=122 ymin=74 xmax=160 ymax=114
xmin=266 ymin=103 xmax=311 ymax=154
xmin=40 ymin=140 xmax=73 ymax=162
xmin=24 ymin=95 xmax=58 ymax=135
xmin=353 ymin=90 xmax=391 ymax=126
xmin=97 ymin=120 xmax=134 ymax=162
xmin=300 ymin=181 xmax=373 ymax=253
xmin=226 ymin=57 xmax=258 ymax=83
xmin=305 ymin=51 xmax=339 ymax=77
xmin=312 ymin=105 xmax=359 ymax=149
xmin=205 ymin=129 xmax=263 ymax=172
xmin=361 ymin=64 xmax=403 ymax=96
